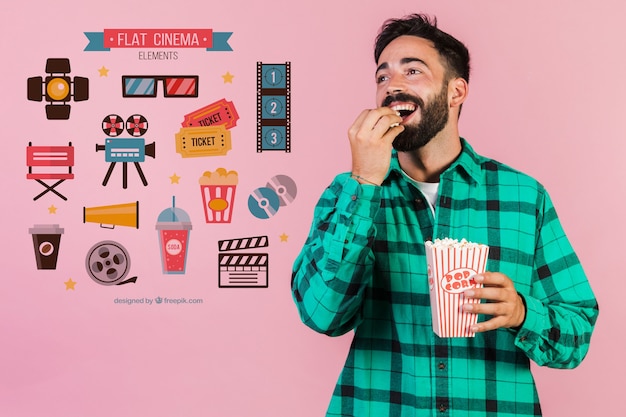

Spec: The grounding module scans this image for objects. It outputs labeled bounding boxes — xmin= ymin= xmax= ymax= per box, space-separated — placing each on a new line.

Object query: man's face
xmin=375 ymin=35 xmax=451 ymax=151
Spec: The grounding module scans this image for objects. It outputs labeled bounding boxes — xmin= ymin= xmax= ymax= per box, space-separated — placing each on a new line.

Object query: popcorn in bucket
xmin=426 ymin=238 xmax=489 ymax=337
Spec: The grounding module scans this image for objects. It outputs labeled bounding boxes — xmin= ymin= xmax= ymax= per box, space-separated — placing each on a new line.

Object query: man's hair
xmin=374 ymin=14 xmax=470 ymax=83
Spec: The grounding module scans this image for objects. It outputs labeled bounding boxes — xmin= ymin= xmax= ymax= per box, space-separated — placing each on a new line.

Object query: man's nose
xmin=387 ymin=74 xmax=406 ymax=95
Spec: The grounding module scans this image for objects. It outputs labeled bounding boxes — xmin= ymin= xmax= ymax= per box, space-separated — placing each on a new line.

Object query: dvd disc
xmin=266 ymin=174 xmax=297 ymax=206
xmin=248 ymin=187 xmax=280 ymax=219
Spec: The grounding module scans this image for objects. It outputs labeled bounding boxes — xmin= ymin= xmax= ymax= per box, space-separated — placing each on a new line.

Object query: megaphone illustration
xmin=83 ymin=201 xmax=139 ymax=229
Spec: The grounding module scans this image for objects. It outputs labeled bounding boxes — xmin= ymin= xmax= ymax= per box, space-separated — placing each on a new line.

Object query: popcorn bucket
xmin=426 ymin=238 xmax=489 ymax=337
xmin=198 ymin=168 xmax=238 ymax=224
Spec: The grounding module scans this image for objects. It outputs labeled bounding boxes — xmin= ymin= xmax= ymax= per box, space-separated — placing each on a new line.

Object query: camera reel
xmin=102 ymin=114 xmax=148 ymax=137
xmin=85 ymin=240 xmax=137 ymax=286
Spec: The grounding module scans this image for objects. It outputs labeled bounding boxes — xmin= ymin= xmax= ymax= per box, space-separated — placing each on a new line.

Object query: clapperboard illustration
xmin=218 ymin=235 xmax=269 ymax=288
xmin=257 ymin=62 xmax=291 ymax=152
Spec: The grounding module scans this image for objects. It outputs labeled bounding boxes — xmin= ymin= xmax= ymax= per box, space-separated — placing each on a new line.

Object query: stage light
xmin=27 ymin=58 xmax=89 ymax=120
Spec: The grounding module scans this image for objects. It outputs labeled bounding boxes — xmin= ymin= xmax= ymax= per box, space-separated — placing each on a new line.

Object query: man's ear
xmin=449 ymin=77 xmax=468 ymax=109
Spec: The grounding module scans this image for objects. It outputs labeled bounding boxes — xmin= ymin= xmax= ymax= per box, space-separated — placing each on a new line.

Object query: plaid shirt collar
xmin=386 ymin=137 xmax=483 ymax=186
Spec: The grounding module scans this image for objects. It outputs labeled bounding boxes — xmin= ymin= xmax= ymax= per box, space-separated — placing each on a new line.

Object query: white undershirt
xmin=401 ymin=170 xmax=439 ymax=215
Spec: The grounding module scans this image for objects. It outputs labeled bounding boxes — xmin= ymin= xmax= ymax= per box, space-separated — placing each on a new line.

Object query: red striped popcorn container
xmin=198 ymin=168 xmax=238 ymax=223
xmin=426 ymin=238 xmax=490 ymax=337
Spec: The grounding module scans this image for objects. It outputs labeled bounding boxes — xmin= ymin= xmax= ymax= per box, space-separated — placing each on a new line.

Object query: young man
xmin=291 ymin=14 xmax=598 ymax=417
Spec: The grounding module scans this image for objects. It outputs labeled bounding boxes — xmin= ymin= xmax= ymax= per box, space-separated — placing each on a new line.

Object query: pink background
xmin=1 ymin=1 xmax=623 ymax=416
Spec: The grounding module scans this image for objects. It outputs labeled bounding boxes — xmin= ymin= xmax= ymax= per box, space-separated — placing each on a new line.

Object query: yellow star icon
xmin=48 ymin=205 xmax=57 ymax=214
xmin=222 ymin=71 xmax=234 ymax=84
xmin=64 ymin=278 xmax=76 ymax=290
xmin=98 ymin=66 xmax=109 ymax=77
xmin=279 ymin=233 xmax=289 ymax=242
xmin=170 ymin=173 xmax=181 ymax=184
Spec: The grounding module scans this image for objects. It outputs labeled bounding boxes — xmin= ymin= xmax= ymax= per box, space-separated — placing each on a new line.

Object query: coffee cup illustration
xmin=29 ymin=224 xmax=64 ymax=270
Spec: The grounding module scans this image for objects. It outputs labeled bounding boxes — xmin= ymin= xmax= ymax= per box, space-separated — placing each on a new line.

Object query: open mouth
xmin=389 ymin=103 xmax=417 ymax=121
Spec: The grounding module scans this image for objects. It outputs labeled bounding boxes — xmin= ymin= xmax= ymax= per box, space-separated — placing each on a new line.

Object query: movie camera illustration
xmin=97 ymin=114 xmax=155 ymax=189
xmin=27 ymin=58 xmax=89 ymax=120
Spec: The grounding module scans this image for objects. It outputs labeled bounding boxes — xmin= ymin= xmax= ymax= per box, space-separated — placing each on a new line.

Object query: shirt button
xmin=520 ymin=336 xmax=528 ymax=342
xmin=351 ymin=195 xmax=357 ymax=201
xmin=438 ymin=362 xmax=446 ymax=370
xmin=439 ymin=404 xmax=448 ymax=412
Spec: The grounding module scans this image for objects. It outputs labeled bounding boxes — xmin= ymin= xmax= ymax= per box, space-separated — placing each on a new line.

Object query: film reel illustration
xmin=102 ymin=114 xmax=149 ymax=137
xmin=257 ymin=62 xmax=291 ymax=152
xmin=247 ymin=174 xmax=297 ymax=219
xmin=102 ymin=114 xmax=124 ymax=137
xmin=85 ymin=240 xmax=137 ymax=286
xmin=126 ymin=114 xmax=149 ymax=137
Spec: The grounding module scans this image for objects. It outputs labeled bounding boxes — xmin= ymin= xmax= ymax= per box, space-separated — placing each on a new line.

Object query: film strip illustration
xmin=257 ymin=62 xmax=291 ymax=152
xmin=218 ymin=235 xmax=269 ymax=288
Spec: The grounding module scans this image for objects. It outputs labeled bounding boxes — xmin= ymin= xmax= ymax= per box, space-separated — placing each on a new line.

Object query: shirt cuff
xmin=513 ymin=293 xmax=544 ymax=350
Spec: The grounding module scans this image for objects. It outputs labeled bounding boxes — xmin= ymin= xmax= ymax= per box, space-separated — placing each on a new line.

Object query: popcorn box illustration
xmin=425 ymin=238 xmax=489 ymax=337
xmin=199 ymin=168 xmax=238 ymax=223
xmin=156 ymin=196 xmax=192 ymax=274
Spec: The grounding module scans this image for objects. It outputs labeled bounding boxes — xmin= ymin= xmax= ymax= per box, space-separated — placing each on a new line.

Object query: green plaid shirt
xmin=292 ymin=139 xmax=598 ymax=417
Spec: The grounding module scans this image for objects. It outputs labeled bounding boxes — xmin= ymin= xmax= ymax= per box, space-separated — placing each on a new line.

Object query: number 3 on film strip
xmin=257 ymin=62 xmax=291 ymax=152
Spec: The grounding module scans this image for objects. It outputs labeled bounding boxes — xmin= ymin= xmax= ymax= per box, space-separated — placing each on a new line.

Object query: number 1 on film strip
xmin=257 ymin=62 xmax=291 ymax=152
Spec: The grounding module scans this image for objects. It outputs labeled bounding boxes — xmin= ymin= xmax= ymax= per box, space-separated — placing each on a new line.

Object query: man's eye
xmin=376 ymin=75 xmax=389 ymax=84
xmin=407 ymin=68 xmax=421 ymax=75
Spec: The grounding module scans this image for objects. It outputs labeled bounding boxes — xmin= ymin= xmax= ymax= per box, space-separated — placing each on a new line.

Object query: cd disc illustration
xmin=85 ymin=240 xmax=136 ymax=285
xmin=126 ymin=114 xmax=148 ymax=137
xmin=248 ymin=187 xmax=280 ymax=219
xmin=102 ymin=114 xmax=125 ymax=137
xmin=266 ymin=174 xmax=297 ymax=206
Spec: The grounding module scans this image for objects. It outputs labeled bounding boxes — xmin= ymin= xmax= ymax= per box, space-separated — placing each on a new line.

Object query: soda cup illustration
xmin=155 ymin=196 xmax=192 ymax=274
xmin=29 ymin=224 xmax=64 ymax=270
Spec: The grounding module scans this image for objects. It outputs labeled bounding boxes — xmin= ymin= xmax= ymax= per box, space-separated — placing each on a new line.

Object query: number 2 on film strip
xmin=257 ymin=62 xmax=291 ymax=152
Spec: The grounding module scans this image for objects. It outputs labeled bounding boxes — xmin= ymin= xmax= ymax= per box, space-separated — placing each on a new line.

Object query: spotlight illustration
xmin=27 ymin=58 xmax=89 ymax=120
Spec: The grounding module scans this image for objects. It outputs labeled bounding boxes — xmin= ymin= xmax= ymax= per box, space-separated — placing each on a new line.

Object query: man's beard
xmin=383 ymin=86 xmax=450 ymax=152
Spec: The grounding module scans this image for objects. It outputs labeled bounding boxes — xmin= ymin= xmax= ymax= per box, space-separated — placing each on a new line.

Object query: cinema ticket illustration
xmin=181 ymin=98 xmax=239 ymax=129
xmin=175 ymin=126 xmax=231 ymax=158
xmin=175 ymin=98 xmax=238 ymax=158
xmin=218 ymin=235 xmax=269 ymax=288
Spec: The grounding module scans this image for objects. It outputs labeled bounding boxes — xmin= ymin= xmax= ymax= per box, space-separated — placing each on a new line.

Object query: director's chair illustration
xmin=26 ymin=142 xmax=74 ymax=200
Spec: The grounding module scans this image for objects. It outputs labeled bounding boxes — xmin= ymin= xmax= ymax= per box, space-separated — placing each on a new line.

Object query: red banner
xmin=103 ymin=29 xmax=213 ymax=48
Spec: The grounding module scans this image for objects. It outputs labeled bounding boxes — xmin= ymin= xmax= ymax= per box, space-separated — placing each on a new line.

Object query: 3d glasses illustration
xmin=122 ymin=75 xmax=198 ymax=98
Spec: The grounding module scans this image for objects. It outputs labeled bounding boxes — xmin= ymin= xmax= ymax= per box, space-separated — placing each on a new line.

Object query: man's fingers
xmin=352 ymin=108 xmax=401 ymax=135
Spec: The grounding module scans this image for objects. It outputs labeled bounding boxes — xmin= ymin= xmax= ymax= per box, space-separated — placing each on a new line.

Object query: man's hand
xmin=348 ymin=107 xmax=404 ymax=185
xmin=462 ymin=272 xmax=526 ymax=332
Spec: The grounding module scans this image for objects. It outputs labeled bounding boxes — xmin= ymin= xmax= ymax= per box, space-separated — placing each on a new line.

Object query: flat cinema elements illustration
xmin=27 ymin=58 xmax=89 ymax=120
